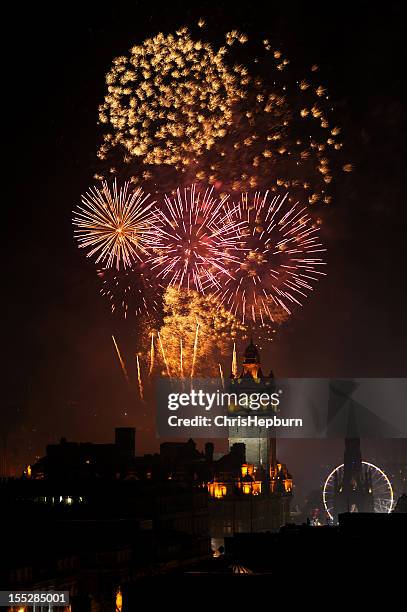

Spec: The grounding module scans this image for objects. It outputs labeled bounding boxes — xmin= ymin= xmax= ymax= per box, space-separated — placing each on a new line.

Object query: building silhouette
xmin=332 ymin=411 xmax=374 ymax=519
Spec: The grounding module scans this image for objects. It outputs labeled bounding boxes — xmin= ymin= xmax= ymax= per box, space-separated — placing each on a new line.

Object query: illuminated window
xmin=208 ymin=482 xmax=227 ymax=498
xmin=115 ymin=587 xmax=123 ymax=612
xmin=284 ymin=479 xmax=293 ymax=493
xmin=252 ymin=481 xmax=262 ymax=495
xmin=241 ymin=463 xmax=255 ymax=477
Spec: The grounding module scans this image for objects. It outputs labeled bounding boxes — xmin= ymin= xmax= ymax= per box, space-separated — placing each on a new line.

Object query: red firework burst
xmin=216 ymin=191 xmax=327 ymax=324
xmin=148 ymin=185 xmax=244 ymax=293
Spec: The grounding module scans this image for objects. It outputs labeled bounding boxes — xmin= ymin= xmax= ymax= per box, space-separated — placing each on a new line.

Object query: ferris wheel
xmin=323 ymin=461 xmax=394 ymax=521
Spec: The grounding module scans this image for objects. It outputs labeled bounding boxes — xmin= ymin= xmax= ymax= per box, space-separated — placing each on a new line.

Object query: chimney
xmin=205 ymin=442 xmax=214 ymax=462
xmin=115 ymin=427 xmax=136 ymax=459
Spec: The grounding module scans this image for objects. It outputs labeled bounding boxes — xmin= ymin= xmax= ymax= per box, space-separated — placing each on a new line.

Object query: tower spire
xmin=241 ymin=339 xmax=262 ymax=379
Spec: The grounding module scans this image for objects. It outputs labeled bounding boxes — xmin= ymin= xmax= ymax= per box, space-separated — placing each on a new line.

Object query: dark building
xmin=30 ymin=427 xmax=137 ymax=480
xmin=1 ymin=404 xmax=295 ymax=609
xmin=332 ymin=415 xmax=374 ymax=520
xmin=1 ymin=428 xmax=212 ymax=611
xmin=219 ymin=511 xmax=406 ymax=580
xmin=393 ymin=493 xmax=407 ymax=513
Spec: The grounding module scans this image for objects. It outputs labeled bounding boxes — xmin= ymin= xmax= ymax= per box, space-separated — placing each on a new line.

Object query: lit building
xmin=228 ymin=339 xmax=292 ymax=491
xmin=228 ymin=340 xmax=273 ymax=466
xmin=208 ymin=341 xmax=293 ymax=544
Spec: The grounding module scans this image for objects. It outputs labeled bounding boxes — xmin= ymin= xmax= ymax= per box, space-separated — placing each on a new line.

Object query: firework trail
xmin=148 ymin=333 xmax=155 ymax=376
xmin=73 ymin=180 xmax=157 ymax=270
xmin=112 ymin=335 xmax=129 ymax=383
xmin=190 ymin=322 xmax=200 ymax=378
xmin=149 ymin=185 xmax=244 ymax=293
xmin=158 ymin=331 xmax=171 ymax=377
xmin=232 ymin=342 xmax=238 ymax=377
xmin=219 ymin=363 xmax=225 ymax=388
xmin=136 ymin=354 xmax=144 ymax=400
xmin=180 ymin=338 xmax=184 ymax=378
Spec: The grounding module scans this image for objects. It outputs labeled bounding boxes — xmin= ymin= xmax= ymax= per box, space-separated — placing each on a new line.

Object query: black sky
xmin=4 ymin=1 xmax=406 ymax=496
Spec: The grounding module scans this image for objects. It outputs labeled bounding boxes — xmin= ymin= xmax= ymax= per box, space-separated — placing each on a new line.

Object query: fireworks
xmin=217 ymin=191 xmax=327 ymax=323
xmin=73 ymin=23 xmax=345 ymax=377
xmin=98 ymin=28 xmax=245 ymax=169
xmin=73 ymin=180 xmax=157 ymax=270
xmin=149 ymin=185 xmax=244 ymax=292
xmin=194 ymin=35 xmax=344 ymax=202
xmin=154 ymin=287 xmax=246 ymax=377
xmin=97 ymin=26 xmax=350 ymax=204
xmin=75 ymin=180 xmax=326 ymax=354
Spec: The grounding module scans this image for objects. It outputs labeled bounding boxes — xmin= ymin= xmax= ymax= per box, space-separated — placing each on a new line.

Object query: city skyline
xmin=4 ymin=0 xmax=406 ymax=505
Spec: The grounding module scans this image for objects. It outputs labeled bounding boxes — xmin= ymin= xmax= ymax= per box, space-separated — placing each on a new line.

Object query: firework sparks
xmin=149 ymin=185 xmax=244 ymax=292
xmin=82 ymin=26 xmax=343 ymax=363
xmin=97 ymin=27 xmax=350 ymax=204
xmin=217 ymin=191 xmax=327 ymax=323
xmin=98 ymin=29 xmax=244 ymax=170
xmin=153 ymin=287 xmax=246 ymax=377
xmin=98 ymin=265 xmax=162 ymax=318
xmin=73 ymin=180 xmax=157 ymax=270
xmin=112 ymin=335 xmax=129 ymax=383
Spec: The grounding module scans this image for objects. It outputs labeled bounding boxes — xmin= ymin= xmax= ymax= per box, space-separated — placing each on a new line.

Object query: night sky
xmin=4 ymin=1 xmax=406 ymax=500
